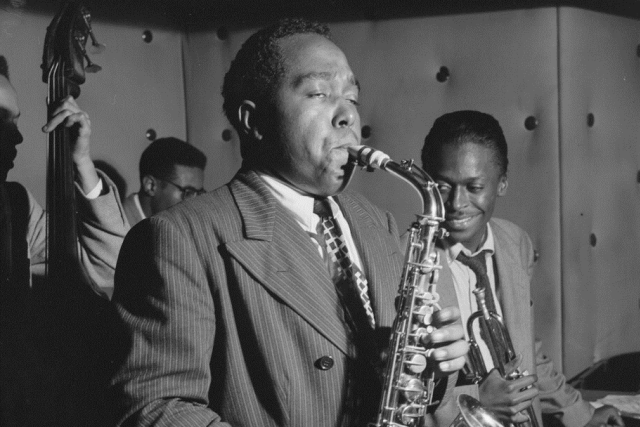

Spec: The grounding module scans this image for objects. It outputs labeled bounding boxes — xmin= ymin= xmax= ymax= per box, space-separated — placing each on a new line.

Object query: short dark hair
xmin=0 ymin=55 xmax=9 ymax=80
xmin=221 ymin=18 xmax=330 ymax=154
xmin=139 ymin=137 xmax=207 ymax=181
xmin=421 ymin=110 xmax=508 ymax=177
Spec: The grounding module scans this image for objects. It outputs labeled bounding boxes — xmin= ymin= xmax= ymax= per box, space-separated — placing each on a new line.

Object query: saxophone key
xmin=397 ymin=374 xmax=426 ymax=401
xmin=403 ymin=352 xmax=427 ymax=374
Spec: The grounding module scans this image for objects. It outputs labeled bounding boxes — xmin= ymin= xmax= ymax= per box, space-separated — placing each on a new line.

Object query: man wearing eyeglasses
xmin=123 ymin=137 xmax=207 ymax=226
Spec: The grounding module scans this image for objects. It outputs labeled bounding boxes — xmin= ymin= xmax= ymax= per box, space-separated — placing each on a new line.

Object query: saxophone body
xmin=348 ymin=146 xmax=501 ymax=427
xmin=348 ymin=145 xmax=446 ymax=427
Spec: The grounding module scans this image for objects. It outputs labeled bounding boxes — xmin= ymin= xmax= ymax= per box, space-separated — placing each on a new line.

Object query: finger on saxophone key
xmin=426 ymin=340 xmax=469 ymax=374
xmin=420 ymin=321 xmax=465 ymax=345
xmin=432 ymin=305 xmax=461 ymax=326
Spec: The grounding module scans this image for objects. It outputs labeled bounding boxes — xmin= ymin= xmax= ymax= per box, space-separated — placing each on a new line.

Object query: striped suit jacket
xmin=110 ymin=169 xmax=461 ymax=427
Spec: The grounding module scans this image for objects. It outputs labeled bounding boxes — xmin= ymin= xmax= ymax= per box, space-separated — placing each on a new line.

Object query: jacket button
xmin=315 ymin=355 xmax=334 ymax=370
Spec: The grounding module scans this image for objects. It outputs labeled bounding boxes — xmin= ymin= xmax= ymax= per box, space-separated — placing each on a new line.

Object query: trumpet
xmin=467 ymin=287 xmax=540 ymax=427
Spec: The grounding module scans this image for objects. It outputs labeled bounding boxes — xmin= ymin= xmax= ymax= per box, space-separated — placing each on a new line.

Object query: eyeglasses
xmin=158 ymin=178 xmax=206 ymax=199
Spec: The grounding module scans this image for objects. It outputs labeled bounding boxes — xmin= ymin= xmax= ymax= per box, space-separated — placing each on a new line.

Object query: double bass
xmin=38 ymin=2 xmax=110 ymax=425
xmin=42 ymin=0 xmax=103 ymax=298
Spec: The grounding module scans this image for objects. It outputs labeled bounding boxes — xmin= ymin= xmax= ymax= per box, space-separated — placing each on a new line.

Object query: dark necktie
xmin=456 ymin=250 xmax=498 ymax=314
xmin=313 ymin=198 xmax=376 ymax=331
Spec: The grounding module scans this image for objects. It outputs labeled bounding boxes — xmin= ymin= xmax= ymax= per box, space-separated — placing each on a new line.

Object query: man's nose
xmin=332 ymin=101 xmax=357 ymax=128
xmin=448 ymin=187 xmax=468 ymax=211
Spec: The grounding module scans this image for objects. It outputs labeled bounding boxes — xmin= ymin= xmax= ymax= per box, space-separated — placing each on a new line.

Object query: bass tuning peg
xmin=80 ymin=7 xmax=106 ymax=54
xmin=75 ymin=36 xmax=101 ymax=73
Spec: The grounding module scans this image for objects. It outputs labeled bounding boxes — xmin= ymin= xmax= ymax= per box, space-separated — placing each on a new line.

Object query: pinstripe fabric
xmin=110 ymin=169 xmax=459 ymax=427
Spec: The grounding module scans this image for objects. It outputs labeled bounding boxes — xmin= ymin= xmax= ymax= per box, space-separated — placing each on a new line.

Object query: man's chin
xmin=339 ymin=160 xmax=356 ymax=190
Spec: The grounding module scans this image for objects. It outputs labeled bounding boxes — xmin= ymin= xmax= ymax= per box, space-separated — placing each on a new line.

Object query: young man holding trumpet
xmin=421 ymin=110 xmax=624 ymax=427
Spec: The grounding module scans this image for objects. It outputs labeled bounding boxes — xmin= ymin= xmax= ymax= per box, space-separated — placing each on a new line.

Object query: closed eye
xmin=437 ymin=183 xmax=451 ymax=193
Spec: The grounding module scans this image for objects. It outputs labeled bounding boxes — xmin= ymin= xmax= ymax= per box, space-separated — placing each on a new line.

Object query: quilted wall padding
xmin=183 ymin=8 xmax=640 ymax=377
xmin=558 ymin=8 xmax=640 ymax=378
xmin=2 ymin=4 xmax=637 ymax=379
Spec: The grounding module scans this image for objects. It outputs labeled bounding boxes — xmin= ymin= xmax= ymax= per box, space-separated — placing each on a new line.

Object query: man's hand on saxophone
xmin=421 ymin=306 xmax=470 ymax=375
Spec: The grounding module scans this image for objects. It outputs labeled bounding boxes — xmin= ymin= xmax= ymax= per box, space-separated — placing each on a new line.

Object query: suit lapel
xmin=336 ymin=193 xmax=402 ymax=329
xmin=224 ymin=171 xmax=351 ymax=355
xmin=492 ymin=222 xmax=534 ymax=373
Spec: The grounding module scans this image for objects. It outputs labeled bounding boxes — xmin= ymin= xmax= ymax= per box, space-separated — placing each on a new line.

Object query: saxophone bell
xmin=450 ymin=395 xmax=503 ymax=427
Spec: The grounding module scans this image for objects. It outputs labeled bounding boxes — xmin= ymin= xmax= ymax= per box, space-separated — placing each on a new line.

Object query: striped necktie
xmin=313 ymin=197 xmax=376 ymax=331
xmin=456 ymin=250 xmax=498 ymax=313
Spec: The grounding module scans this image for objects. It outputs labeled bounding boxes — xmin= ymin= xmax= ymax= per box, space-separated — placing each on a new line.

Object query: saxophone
xmin=348 ymin=145 xmax=502 ymax=427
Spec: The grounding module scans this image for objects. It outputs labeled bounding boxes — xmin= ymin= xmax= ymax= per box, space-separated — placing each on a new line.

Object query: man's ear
xmin=238 ymin=100 xmax=263 ymax=141
xmin=497 ymin=174 xmax=508 ymax=197
xmin=141 ymin=175 xmax=157 ymax=196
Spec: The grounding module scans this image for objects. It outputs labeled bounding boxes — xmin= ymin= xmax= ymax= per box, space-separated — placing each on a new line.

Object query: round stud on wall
xmin=216 ymin=27 xmax=229 ymax=41
xmin=146 ymin=128 xmax=157 ymax=141
xmin=589 ymin=233 xmax=597 ymax=247
xmin=222 ymin=129 xmax=233 ymax=141
xmin=587 ymin=113 xmax=595 ymax=127
xmin=436 ymin=66 xmax=450 ymax=83
xmin=524 ymin=116 xmax=538 ymax=131
xmin=533 ymin=250 xmax=540 ymax=262
xmin=142 ymin=30 xmax=153 ymax=43
xmin=361 ymin=125 xmax=372 ymax=139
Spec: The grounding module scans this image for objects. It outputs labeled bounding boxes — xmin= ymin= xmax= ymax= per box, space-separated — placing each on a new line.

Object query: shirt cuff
xmin=80 ymin=178 xmax=104 ymax=200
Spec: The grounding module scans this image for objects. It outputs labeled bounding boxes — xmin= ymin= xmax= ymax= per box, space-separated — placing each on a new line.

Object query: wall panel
xmin=558 ymin=8 xmax=640 ymax=378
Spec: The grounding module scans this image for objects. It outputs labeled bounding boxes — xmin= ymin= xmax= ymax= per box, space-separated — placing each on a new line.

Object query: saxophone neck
xmin=348 ymin=145 xmax=446 ymax=224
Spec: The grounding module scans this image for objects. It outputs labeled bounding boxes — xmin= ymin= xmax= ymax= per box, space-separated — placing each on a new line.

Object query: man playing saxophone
xmin=420 ymin=110 xmax=624 ymax=427
xmin=110 ymin=18 xmax=470 ymax=427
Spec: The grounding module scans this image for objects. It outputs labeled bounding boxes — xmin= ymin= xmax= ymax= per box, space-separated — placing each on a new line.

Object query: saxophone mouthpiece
xmin=347 ymin=145 xmax=390 ymax=170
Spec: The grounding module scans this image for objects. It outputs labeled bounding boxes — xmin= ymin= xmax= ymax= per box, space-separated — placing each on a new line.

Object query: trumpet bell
xmin=450 ymin=394 xmax=503 ymax=427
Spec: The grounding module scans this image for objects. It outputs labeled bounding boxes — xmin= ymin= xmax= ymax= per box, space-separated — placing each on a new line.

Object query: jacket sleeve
xmin=110 ymin=216 xmax=231 ymax=427
xmin=536 ymin=340 xmax=594 ymax=426
xmin=28 ymin=170 xmax=129 ymax=294
xmin=75 ymin=170 xmax=129 ymax=294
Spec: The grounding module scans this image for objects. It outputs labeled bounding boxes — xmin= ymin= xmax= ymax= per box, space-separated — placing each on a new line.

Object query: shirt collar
xmin=444 ymin=222 xmax=495 ymax=264
xmin=256 ymin=170 xmax=341 ymax=233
